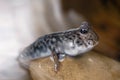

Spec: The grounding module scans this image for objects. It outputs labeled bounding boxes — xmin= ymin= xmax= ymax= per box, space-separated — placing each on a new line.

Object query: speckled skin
xmin=18 ymin=22 xmax=99 ymax=71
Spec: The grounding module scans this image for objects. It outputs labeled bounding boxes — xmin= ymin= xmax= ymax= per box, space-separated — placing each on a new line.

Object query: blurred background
xmin=0 ymin=0 xmax=120 ymax=80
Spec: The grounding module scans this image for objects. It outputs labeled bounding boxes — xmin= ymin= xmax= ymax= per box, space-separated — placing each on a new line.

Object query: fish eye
xmin=80 ymin=28 xmax=89 ymax=34
xmin=80 ymin=22 xmax=90 ymax=34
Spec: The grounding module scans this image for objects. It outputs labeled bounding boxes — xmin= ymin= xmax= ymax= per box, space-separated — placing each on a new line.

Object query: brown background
xmin=61 ymin=0 xmax=120 ymax=60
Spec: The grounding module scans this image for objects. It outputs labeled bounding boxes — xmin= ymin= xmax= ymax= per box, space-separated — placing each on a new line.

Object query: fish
xmin=18 ymin=21 xmax=99 ymax=72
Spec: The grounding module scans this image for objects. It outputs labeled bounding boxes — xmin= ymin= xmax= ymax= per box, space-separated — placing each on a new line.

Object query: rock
xmin=29 ymin=52 xmax=120 ymax=80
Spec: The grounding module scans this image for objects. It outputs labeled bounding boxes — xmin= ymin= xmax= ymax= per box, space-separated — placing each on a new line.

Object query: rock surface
xmin=30 ymin=52 xmax=120 ymax=80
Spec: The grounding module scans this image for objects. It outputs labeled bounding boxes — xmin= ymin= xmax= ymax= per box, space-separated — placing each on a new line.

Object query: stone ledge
xmin=30 ymin=52 xmax=120 ymax=80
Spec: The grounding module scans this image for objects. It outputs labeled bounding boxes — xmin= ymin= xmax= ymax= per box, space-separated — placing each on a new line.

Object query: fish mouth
xmin=83 ymin=40 xmax=99 ymax=51
xmin=94 ymin=41 xmax=99 ymax=47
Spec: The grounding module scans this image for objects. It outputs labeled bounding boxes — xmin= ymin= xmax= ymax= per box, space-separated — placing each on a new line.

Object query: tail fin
xmin=17 ymin=49 xmax=32 ymax=69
